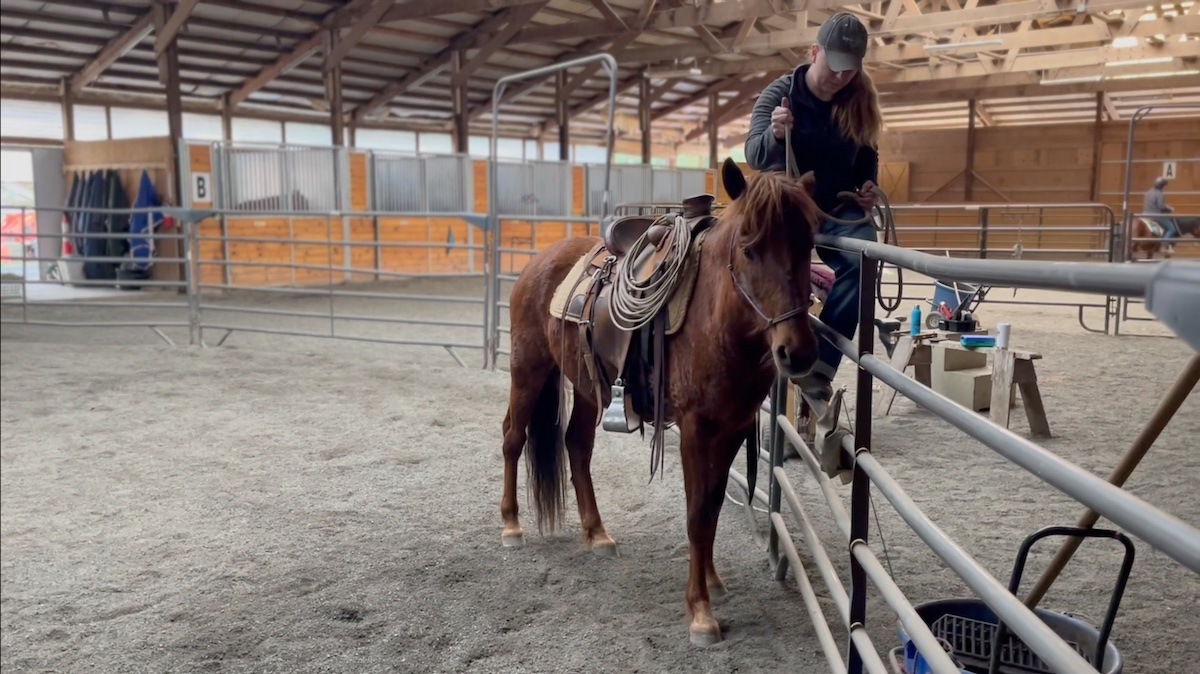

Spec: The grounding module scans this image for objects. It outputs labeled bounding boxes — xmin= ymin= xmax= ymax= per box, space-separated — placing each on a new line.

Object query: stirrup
xmin=602 ymin=379 xmax=640 ymax=433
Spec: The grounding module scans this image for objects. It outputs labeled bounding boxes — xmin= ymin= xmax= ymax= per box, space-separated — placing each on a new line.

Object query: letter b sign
xmin=192 ymin=172 xmax=212 ymax=203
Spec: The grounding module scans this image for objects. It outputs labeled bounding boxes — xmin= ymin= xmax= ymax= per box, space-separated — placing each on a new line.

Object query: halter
xmin=725 ymin=215 xmax=812 ymax=329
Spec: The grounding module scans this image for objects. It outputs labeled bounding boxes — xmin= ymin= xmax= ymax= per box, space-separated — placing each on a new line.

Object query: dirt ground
xmin=1 ymin=274 xmax=1197 ymax=674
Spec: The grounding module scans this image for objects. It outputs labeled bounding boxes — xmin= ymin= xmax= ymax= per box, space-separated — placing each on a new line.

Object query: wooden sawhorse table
xmin=879 ymin=332 xmax=1051 ymax=437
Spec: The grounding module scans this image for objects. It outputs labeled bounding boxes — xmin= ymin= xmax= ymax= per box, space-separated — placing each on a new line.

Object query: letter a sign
xmin=1162 ymin=161 xmax=1177 ymax=180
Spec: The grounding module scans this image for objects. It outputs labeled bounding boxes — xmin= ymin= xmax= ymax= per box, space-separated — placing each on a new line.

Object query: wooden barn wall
xmin=877 ymin=117 xmax=1199 ymax=259
xmin=878 ymin=117 xmax=1198 ymax=208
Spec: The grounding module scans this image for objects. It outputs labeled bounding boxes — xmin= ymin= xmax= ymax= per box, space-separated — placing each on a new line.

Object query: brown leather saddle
xmin=553 ymin=195 xmax=717 ymax=466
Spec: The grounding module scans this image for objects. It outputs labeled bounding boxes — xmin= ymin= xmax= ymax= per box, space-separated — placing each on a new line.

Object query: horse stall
xmin=3 ymin=128 xmax=1199 ymax=674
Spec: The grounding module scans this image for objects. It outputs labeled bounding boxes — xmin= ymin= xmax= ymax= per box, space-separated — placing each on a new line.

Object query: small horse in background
xmin=1130 ymin=215 xmax=1200 ymax=260
xmin=497 ymin=158 xmax=823 ymax=647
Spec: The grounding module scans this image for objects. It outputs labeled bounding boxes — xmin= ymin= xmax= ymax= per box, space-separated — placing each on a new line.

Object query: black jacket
xmin=744 ymin=64 xmax=879 ymax=214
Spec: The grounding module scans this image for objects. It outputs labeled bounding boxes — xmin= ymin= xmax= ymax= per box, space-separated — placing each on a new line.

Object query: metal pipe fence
xmin=484 ymin=214 xmax=608 ymax=368
xmin=729 ymin=235 xmax=1200 ymax=674
xmin=879 ymin=202 xmax=1122 ymax=333
xmin=1 ymin=205 xmax=193 ymax=345
xmin=485 ymin=53 xmax=619 ymax=370
xmin=3 ymin=205 xmax=591 ymax=368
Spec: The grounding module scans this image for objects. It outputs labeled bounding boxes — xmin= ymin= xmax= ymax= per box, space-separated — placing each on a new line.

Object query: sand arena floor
xmin=1 ymin=275 xmax=1196 ymax=673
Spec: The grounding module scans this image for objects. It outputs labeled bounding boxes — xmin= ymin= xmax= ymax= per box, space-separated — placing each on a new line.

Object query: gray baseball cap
xmin=817 ymin=12 xmax=869 ymax=72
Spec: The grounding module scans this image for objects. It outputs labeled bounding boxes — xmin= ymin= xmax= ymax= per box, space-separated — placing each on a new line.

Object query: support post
xmin=326 ymin=30 xmax=345 ymax=147
xmin=846 ymin=251 xmax=877 ymax=674
xmin=555 ymin=70 xmax=569 ymax=161
xmin=1089 ymin=92 xmax=1103 ymax=202
xmin=639 ymin=76 xmax=651 ymax=164
xmin=220 ymin=94 xmax=233 ymax=140
xmin=1024 ymin=355 xmax=1200 ymax=608
xmin=708 ymin=92 xmax=719 ymax=169
xmin=60 ymin=77 xmax=76 ymax=142
xmin=162 ymin=21 xmax=183 ymax=205
xmin=452 ymin=51 xmax=470 ymax=155
xmin=965 ymin=98 xmax=977 ymax=201
xmin=766 ymin=377 xmax=784 ymax=572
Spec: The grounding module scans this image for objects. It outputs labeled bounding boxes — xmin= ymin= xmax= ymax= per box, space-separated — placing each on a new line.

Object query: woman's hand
xmin=855 ymin=180 xmax=879 ymax=210
xmin=771 ymin=98 xmax=792 ymax=140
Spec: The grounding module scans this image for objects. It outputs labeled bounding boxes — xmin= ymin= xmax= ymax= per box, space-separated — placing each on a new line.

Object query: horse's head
xmin=720 ymin=157 xmax=821 ymax=380
xmin=1178 ymin=216 xmax=1200 ymax=237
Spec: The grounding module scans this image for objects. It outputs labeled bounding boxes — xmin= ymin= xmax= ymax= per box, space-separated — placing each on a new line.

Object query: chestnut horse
xmin=498 ymin=159 xmax=823 ymax=646
xmin=1130 ymin=215 xmax=1200 ymax=260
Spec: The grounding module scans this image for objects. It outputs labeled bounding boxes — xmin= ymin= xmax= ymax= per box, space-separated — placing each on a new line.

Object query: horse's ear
xmin=798 ymin=170 xmax=816 ymax=197
xmin=722 ymin=157 xmax=746 ymax=201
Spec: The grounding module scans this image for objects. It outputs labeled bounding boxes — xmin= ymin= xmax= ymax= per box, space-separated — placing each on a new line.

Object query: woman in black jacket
xmin=744 ymin=12 xmax=883 ymax=401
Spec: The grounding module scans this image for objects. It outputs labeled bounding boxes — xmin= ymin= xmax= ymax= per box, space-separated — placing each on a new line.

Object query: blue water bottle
xmin=910 ymin=304 xmax=922 ymax=336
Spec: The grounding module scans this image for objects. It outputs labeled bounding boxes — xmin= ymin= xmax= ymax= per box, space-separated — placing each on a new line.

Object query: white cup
xmin=997 ymin=322 xmax=1011 ymax=349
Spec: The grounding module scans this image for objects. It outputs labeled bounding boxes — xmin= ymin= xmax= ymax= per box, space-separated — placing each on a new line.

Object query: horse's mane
xmin=720 ymin=170 xmax=820 ymax=251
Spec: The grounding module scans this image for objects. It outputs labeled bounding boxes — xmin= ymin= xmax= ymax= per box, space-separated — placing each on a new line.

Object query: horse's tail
xmin=526 ymin=370 xmax=569 ymax=535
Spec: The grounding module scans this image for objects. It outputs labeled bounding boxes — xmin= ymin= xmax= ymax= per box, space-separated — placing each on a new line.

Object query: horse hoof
xmin=689 ymin=622 xmax=722 ymax=647
xmin=501 ymin=532 xmax=525 ymax=548
xmin=589 ymin=534 xmax=619 ymax=557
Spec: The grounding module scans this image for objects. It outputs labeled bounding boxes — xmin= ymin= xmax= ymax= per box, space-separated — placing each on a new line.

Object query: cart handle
xmin=987 ymin=526 xmax=1135 ymax=674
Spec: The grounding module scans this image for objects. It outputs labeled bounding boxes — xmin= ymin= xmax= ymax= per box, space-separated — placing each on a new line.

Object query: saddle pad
xmin=1139 ymin=218 xmax=1165 ymax=238
xmin=548 ymin=246 xmax=603 ymax=321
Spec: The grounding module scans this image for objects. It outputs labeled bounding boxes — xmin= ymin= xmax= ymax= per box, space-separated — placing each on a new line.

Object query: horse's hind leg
xmin=499 ymin=353 xmax=555 ymax=548
xmin=565 ymin=391 xmax=617 ymax=556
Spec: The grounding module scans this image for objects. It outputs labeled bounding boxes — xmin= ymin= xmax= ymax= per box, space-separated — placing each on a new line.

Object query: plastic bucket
xmin=932 ymin=280 xmax=978 ymax=314
xmin=896 ymin=598 xmax=1123 ymax=674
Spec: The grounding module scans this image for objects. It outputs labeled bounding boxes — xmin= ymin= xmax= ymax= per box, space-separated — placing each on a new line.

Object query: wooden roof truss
xmin=0 ymin=0 xmax=1196 ymax=147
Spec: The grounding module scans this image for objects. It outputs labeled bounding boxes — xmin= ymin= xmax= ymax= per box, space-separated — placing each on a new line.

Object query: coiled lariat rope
xmin=609 ymin=213 xmax=694 ymax=331
xmin=785 ymin=124 xmax=903 ymax=314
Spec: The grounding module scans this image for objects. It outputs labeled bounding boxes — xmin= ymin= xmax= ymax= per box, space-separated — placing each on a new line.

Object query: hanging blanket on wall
xmin=65 ymin=172 xmax=81 ymax=255
xmin=104 ymin=169 xmax=131 ymax=260
xmin=83 ymin=170 xmax=128 ymax=281
xmin=123 ymin=170 xmax=162 ymax=273
xmin=80 ymin=170 xmax=109 ymax=277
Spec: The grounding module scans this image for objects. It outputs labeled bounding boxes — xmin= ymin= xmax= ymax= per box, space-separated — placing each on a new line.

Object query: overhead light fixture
xmin=1105 ymin=57 xmax=1174 ymax=67
xmin=1039 ymin=75 xmax=1104 ymax=85
xmin=1111 ymin=36 xmax=1139 ymax=48
xmin=1107 ymin=68 xmax=1200 ymax=81
xmin=924 ymin=39 xmax=1004 ymax=52
xmin=645 ymin=67 xmax=705 ymax=78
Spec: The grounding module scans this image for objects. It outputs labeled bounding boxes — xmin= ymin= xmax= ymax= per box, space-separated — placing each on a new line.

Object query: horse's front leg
xmin=678 ymin=414 xmax=746 ymax=647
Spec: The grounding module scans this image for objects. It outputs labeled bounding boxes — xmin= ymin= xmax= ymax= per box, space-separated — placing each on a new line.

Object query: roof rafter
xmin=325 ymin=0 xmax=398 ymax=73
xmin=227 ymin=0 xmax=379 ymax=108
xmin=450 ymin=2 xmax=549 ymax=86
xmin=378 ymin=0 xmax=544 ymax=23
xmin=153 ymin=0 xmax=201 ymax=56
xmin=354 ymin=8 xmax=520 ymax=121
xmin=68 ymin=12 xmax=154 ymax=92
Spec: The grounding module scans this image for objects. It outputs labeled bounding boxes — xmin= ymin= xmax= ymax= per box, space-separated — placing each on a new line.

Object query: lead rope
xmin=784 ymin=122 xmax=903 ymax=314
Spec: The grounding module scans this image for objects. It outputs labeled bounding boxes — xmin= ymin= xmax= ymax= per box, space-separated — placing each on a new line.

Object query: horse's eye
xmin=741 ymin=246 xmax=755 ymax=260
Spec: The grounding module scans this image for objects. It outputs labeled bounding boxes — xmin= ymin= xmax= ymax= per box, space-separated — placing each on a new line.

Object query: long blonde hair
xmin=832 ymin=68 xmax=883 ymax=149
